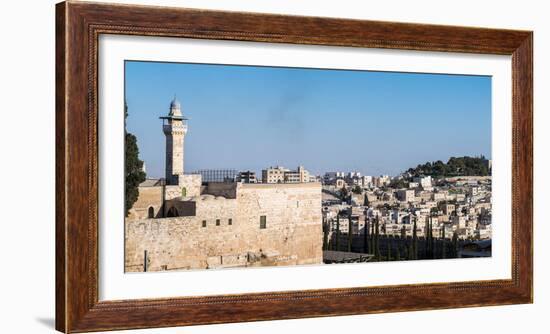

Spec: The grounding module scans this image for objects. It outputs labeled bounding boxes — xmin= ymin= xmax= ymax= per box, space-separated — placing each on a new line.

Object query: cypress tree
xmin=441 ymin=225 xmax=447 ymax=259
xmin=396 ymin=244 xmax=401 ymax=261
xmin=426 ymin=221 xmax=431 ymax=259
xmin=386 ymin=239 xmax=392 ymax=261
xmin=124 ymin=102 xmax=146 ymax=217
xmin=452 ymin=231 xmax=459 ymax=258
xmin=412 ymin=217 xmax=418 ymax=260
xmin=322 ymin=216 xmax=329 ymax=251
xmin=426 ymin=222 xmax=432 ymax=259
xmin=430 ymin=221 xmax=435 ymax=259
xmin=369 ymin=218 xmax=376 ymax=254
xmin=363 ymin=215 xmax=369 ymax=254
xmin=375 ymin=216 xmax=380 ymax=259
xmin=335 ymin=214 xmax=341 ymax=251
xmin=347 ymin=209 xmax=353 ymax=252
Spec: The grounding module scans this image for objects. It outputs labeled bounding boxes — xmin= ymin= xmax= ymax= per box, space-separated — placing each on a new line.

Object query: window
xmin=148 ymin=207 xmax=154 ymax=218
xmin=202 ymin=220 xmax=207 ymax=227
xmin=181 ymin=187 xmax=187 ymax=197
xmin=166 ymin=207 xmax=178 ymax=217
xmin=228 ymin=218 xmax=232 ymax=225
xmin=260 ymin=215 xmax=267 ymax=229
xmin=216 ymin=219 xmax=220 ymax=226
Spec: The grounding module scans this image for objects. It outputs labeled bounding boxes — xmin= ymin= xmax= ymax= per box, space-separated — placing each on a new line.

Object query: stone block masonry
xmin=126 ymin=186 xmax=163 ymax=221
xmin=125 ymin=182 xmax=323 ymax=271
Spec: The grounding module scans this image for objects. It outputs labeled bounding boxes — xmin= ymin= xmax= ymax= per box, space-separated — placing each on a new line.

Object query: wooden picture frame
xmin=56 ymin=1 xmax=533 ymax=332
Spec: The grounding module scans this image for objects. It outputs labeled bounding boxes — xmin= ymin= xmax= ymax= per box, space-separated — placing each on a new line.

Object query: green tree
xmin=406 ymin=156 xmax=489 ymax=178
xmin=401 ymin=225 xmax=407 ymax=239
xmin=363 ymin=216 xmax=369 ymax=253
xmin=389 ymin=178 xmax=408 ymax=189
xmin=424 ymin=221 xmax=431 ymax=259
xmin=441 ymin=224 xmax=447 ymax=259
xmin=407 ymin=240 xmax=413 ymax=260
xmin=347 ymin=210 xmax=353 ymax=252
xmin=335 ymin=214 xmax=341 ymax=251
xmin=374 ymin=216 xmax=380 ymax=260
xmin=412 ymin=217 xmax=418 ymax=260
xmin=452 ymin=231 xmax=459 ymax=258
xmin=351 ymin=185 xmax=362 ymax=194
xmin=339 ymin=187 xmax=350 ymax=202
xmin=430 ymin=221 xmax=435 ymax=259
xmin=125 ymin=102 xmax=146 ymax=217
xmin=395 ymin=244 xmax=401 ymax=261
xmin=323 ymin=217 xmax=329 ymax=251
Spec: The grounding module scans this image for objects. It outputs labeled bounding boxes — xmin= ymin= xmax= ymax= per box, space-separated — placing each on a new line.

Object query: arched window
xmin=148 ymin=207 xmax=154 ymax=218
xmin=167 ymin=207 xmax=179 ymax=217
xmin=181 ymin=187 xmax=187 ymax=197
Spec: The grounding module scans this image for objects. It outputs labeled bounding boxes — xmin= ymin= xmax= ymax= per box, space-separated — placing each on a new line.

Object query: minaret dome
xmin=169 ymin=96 xmax=182 ymax=117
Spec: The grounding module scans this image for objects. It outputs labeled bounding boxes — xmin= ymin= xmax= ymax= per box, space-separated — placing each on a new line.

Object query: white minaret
xmin=160 ymin=96 xmax=188 ymax=185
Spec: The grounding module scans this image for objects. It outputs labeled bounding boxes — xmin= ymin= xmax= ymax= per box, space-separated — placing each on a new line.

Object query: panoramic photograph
xmin=124 ymin=61 xmax=492 ymax=273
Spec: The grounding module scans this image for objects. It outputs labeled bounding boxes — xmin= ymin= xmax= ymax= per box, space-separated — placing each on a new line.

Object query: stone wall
xmin=164 ymin=185 xmax=181 ymax=201
xmin=127 ymin=186 xmax=163 ymax=221
xmin=178 ymin=174 xmax=202 ymax=197
xmin=128 ymin=174 xmax=202 ymax=220
xmin=164 ymin=119 xmax=186 ymax=184
xmin=125 ymin=182 xmax=323 ymax=272
xmin=202 ymin=182 xmax=238 ymax=199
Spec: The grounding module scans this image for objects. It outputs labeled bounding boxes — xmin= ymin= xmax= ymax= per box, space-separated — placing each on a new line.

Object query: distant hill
xmin=406 ymin=156 xmax=490 ymax=178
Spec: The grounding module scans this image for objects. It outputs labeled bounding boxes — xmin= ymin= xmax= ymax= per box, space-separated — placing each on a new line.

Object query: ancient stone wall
xmin=125 ymin=182 xmax=323 ymax=272
xmin=202 ymin=182 xmax=238 ymax=199
xmin=127 ymin=186 xmax=163 ymax=221
xmin=164 ymin=185 xmax=182 ymax=201
xmin=178 ymin=174 xmax=202 ymax=197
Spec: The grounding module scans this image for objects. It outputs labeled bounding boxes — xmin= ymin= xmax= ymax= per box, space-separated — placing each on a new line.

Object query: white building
xmin=323 ymin=171 xmax=344 ymax=185
xmin=262 ymin=166 xmax=312 ymax=184
xmin=396 ymin=189 xmax=415 ymax=202
xmin=413 ymin=175 xmax=433 ymax=190
xmin=373 ymin=175 xmax=390 ymax=187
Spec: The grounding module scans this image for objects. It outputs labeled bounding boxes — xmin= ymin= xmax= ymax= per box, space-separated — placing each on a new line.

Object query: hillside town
xmin=228 ymin=162 xmax=492 ymax=262
xmin=318 ymin=168 xmax=492 ymax=261
xmin=125 ymin=97 xmax=492 ymax=272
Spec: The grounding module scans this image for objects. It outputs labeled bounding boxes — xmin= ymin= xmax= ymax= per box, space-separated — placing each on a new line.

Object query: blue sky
xmin=125 ymin=61 xmax=491 ymax=178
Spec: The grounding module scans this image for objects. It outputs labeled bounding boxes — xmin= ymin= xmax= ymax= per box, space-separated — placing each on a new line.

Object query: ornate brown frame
xmin=56 ymin=1 xmax=533 ymax=332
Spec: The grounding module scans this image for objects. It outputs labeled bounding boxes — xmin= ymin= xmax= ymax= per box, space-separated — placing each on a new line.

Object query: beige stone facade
xmin=126 ymin=97 xmax=322 ymax=272
xmin=177 ymin=174 xmax=202 ymax=197
xmin=125 ymin=182 xmax=322 ymax=272
xmin=162 ymin=97 xmax=188 ymax=185
xmin=126 ymin=186 xmax=164 ymax=221
xmin=262 ymin=166 xmax=312 ymax=184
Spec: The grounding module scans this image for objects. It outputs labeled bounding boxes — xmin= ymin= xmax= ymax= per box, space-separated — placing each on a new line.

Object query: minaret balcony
xmin=163 ymin=123 xmax=188 ymax=134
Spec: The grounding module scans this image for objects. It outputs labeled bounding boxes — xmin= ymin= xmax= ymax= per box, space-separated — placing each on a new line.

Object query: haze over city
xmin=125 ymin=61 xmax=491 ymax=178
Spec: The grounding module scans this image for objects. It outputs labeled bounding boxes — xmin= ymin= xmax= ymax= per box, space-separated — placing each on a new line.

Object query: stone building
xmin=125 ymin=97 xmax=323 ymax=272
xmin=396 ymin=189 xmax=415 ymax=202
xmin=160 ymin=96 xmax=187 ymax=185
xmin=262 ymin=165 xmax=312 ymax=184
